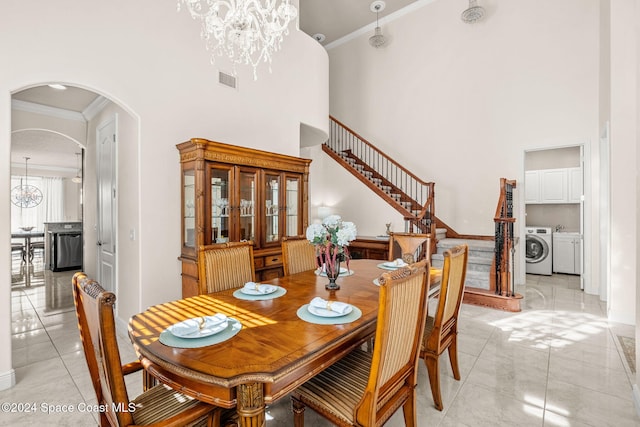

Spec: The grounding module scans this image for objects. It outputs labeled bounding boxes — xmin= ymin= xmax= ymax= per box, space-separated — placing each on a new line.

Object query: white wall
xmin=318 ymin=0 xmax=638 ymax=326
xmin=0 ymin=0 xmax=328 ymax=389
xmin=327 ymin=0 xmax=599 ymax=235
xmin=609 ymin=0 xmax=638 ymax=326
xmin=635 ymin=0 xmax=640 ymax=407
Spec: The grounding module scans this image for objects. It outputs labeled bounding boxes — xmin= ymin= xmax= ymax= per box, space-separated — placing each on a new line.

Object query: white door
xmin=96 ymin=116 xmax=117 ymax=292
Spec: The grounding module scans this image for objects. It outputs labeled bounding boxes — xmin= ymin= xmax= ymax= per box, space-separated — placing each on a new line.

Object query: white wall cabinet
xmin=553 ymin=232 xmax=581 ymax=274
xmin=524 ymin=170 xmax=541 ymax=203
xmin=525 ymin=167 xmax=581 ymax=204
xmin=568 ymin=167 xmax=583 ymax=203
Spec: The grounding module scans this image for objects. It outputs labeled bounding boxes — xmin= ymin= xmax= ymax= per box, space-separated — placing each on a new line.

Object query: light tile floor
xmin=3 ymin=272 xmax=639 ymax=426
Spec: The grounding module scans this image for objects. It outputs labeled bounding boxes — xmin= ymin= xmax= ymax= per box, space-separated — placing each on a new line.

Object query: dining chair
xmin=198 ymin=241 xmax=255 ymax=294
xmin=11 ymin=242 xmax=25 ymax=264
xmin=388 ymin=232 xmax=431 ymax=264
xmin=11 ymin=242 xmax=26 ymax=283
xmin=291 ymin=259 xmax=430 ymax=427
xmin=72 ymin=272 xmax=223 ymax=427
xmin=282 ymin=235 xmax=317 ymax=276
xmin=421 ymin=243 xmax=469 ymax=411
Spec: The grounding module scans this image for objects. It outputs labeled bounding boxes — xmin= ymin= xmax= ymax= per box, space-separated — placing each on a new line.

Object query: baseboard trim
xmin=0 ymin=368 xmax=16 ymax=391
xmin=463 ymin=287 xmax=523 ymax=312
xmin=633 ymin=384 xmax=640 ymax=417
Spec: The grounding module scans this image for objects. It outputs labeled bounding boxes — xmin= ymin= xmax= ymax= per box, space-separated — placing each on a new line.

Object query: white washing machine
xmin=525 ymin=226 xmax=553 ymax=275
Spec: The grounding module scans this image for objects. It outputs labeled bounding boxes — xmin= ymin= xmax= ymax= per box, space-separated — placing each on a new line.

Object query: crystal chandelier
xmin=178 ymin=0 xmax=298 ymax=79
xmin=11 ymin=157 xmax=43 ymax=208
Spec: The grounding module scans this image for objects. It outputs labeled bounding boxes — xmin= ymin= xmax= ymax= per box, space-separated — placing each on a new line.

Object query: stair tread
xmin=432 ymin=254 xmax=492 ymax=265
xmin=437 ymin=238 xmax=494 ymax=251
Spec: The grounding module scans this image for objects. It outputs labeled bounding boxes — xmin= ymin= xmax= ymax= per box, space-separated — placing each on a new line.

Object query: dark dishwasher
xmin=50 ymin=231 xmax=83 ymax=271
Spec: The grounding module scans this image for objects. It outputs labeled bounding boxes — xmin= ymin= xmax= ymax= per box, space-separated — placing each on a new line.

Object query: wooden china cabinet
xmin=177 ymin=138 xmax=311 ymax=298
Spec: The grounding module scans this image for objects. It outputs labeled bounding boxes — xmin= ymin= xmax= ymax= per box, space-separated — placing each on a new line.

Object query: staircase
xmin=324 ymin=116 xmax=465 ymax=238
xmin=325 ymin=116 xmax=521 ymax=311
xmin=432 ymin=238 xmax=494 ymax=290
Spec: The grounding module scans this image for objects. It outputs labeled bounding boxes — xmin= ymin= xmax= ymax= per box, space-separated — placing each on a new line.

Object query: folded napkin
xmin=243 ymin=282 xmax=276 ymax=294
xmin=309 ymin=297 xmax=351 ymax=314
xmin=203 ymin=313 xmax=228 ymax=327
xmin=170 ymin=313 xmax=227 ymax=337
xmin=387 ymin=258 xmax=408 ymax=267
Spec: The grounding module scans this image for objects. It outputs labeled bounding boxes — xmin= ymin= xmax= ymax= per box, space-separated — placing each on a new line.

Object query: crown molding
xmin=11 ymin=99 xmax=86 ymax=122
xmin=83 ymin=95 xmax=109 ymax=121
xmin=11 ymin=162 xmax=76 ymax=175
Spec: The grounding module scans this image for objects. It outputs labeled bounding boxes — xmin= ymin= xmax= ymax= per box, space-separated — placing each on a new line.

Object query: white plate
xmin=383 ymin=261 xmax=407 ymax=268
xmin=240 ymin=284 xmax=278 ymax=295
xmin=308 ymin=305 xmax=353 ymax=318
xmin=168 ymin=316 xmax=229 ymax=339
xmin=373 ymin=278 xmax=380 ymax=286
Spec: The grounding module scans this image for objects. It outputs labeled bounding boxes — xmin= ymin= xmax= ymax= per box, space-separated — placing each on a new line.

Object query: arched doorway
xmin=9 ymin=83 xmax=139 ymax=377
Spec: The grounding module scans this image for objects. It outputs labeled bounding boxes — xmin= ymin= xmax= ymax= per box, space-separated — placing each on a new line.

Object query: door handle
xmin=97 ymin=241 xmax=103 ymax=246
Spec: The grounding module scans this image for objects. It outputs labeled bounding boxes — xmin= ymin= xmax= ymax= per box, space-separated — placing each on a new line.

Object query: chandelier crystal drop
xmin=178 ymin=0 xmax=298 ymax=80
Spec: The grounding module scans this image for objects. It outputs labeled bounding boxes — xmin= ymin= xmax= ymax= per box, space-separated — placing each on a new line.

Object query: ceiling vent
xmin=218 ymin=71 xmax=237 ymax=89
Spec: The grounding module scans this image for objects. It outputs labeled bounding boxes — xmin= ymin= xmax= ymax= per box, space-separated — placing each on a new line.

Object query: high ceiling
xmin=10 ymin=0 xmax=421 ymax=172
xmin=299 ymin=0 xmax=417 ymax=46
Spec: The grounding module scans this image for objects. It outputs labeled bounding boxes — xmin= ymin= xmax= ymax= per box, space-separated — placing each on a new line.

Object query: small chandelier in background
xmin=177 ymin=0 xmax=298 ymax=80
xmin=461 ymin=0 xmax=485 ymax=24
xmin=72 ymin=152 xmax=82 ymax=184
xmin=11 ymin=157 xmax=43 ymax=208
xmin=369 ymin=1 xmax=387 ymax=48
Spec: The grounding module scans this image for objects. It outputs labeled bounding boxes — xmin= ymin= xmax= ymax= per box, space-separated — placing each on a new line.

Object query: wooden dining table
xmin=128 ymin=259 xmax=441 ymax=426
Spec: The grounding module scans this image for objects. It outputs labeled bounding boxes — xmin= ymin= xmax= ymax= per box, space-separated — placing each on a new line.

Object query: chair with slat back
xmin=198 ymin=241 xmax=255 ymax=294
xmin=291 ymin=260 xmax=430 ymax=427
xmin=421 ymin=243 xmax=469 ymax=411
xmin=72 ymin=272 xmax=222 ymax=427
xmin=388 ymin=232 xmax=431 ymax=264
xmin=282 ymin=236 xmax=317 ymax=276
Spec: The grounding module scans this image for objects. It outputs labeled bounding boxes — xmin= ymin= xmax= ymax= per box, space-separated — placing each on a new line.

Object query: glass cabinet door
xmin=210 ymin=167 xmax=231 ymax=243
xmin=238 ymin=170 xmax=256 ymax=242
xmin=183 ymin=169 xmax=196 ymax=248
xmin=284 ymin=175 xmax=301 ymax=237
xmin=264 ymin=173 xmax=280 ymax=244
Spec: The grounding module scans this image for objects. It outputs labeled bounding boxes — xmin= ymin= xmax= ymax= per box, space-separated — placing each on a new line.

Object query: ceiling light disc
xmin=370 ymin=1 xmax=386 ymax=13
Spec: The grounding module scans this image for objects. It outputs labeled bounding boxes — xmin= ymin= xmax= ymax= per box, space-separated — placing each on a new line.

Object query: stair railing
xmin=327 ymin=116 xmax=435 ymax=235
xmin=493 ymin=178 xmax=517 ymax=297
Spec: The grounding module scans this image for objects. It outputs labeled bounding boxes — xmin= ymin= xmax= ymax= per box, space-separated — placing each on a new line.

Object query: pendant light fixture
xmin=72 ymin=152 xmax=82 ymax=184
xmin=369 ymin=1 xmax=387 ymax=48
xmin=11 ymin=157 xmax=43 ymax=208
xmin=461 ymin=0 xmax=485 ymax=24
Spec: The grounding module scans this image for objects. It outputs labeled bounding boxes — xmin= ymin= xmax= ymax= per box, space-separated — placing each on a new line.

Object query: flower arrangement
xmin=306 ymin=215 xmax=357 ymax=288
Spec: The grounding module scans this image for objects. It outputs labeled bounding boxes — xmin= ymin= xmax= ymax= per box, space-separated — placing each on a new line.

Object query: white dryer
xmin=525 ymin=226 xmax=553 ymax=275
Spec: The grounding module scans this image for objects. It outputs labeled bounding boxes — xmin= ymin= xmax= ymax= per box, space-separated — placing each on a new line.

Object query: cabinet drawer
xmin=260 ymin=267 xmax=283 ymax=280
xmin=254 ymin=257 xmax=265 ymax=269
xmin=265 ymin=254 xmax=283 ymax=267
